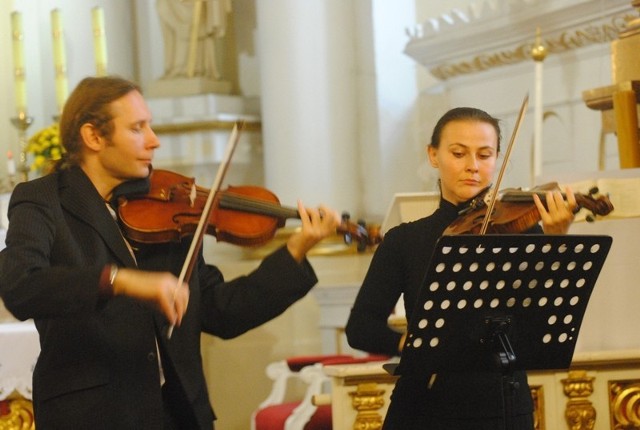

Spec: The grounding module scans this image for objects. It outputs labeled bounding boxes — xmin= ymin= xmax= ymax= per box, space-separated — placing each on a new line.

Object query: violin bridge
xmin=190 ymin=183 xmax=196 ymax=207
xmin=483 ymin=189 xmax=499 ymax=206
xmin=459 ymin=185 xmax=493 ymax=216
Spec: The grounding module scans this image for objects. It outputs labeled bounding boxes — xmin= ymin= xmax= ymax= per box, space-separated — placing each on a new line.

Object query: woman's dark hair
xmin=429 ymin=107 xmax=501 ymax=152
xmin=54 ymin=76 xmax=141 ymax=171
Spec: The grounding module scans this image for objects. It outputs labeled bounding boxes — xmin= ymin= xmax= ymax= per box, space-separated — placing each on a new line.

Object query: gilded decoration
xmin=429 ymin=14 xmax=631 ymax=80
xmin=0 ymin=399 xmax=35 ymax=430
xmin=609 ymin=380 xmax=640 ymax=429
xmin=349 ymin=382 xmax=385 ymax=430
xmin=530 ymin=384 xmax=546 ymax=430
xmin=563 ymin=370 xmax=596 ymax=430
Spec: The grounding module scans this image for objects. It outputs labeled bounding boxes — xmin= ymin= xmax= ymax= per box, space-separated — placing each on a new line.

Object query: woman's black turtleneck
xmin=347 ymin=198 xmax=471 ymax=355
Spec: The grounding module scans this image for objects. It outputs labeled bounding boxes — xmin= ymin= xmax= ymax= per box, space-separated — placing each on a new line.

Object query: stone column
xmin=255 ymin=0 xmax=360 ymax=215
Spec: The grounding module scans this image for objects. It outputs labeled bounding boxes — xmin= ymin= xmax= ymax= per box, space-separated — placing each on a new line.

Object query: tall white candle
xmin=533 ymin=61 xmax=543 ymax=179
xmin=7 ymin=151 xmax=16 ymax=176
xmin=51 ymin=9 xmax=68 ymax=113
xmin=92 ymin=7 xmax=108 ymax=76
xmin=11 ymin=11 xmax=27 ymax=116
xmin=531 ymin=28 xmax=547 ymax=184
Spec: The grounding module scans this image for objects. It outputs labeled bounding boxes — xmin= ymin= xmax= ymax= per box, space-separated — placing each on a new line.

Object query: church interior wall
xmin=0 ymin=0 xmax=136 ymax=162
xmin=0 ymin=0 xmax=631 ymax=214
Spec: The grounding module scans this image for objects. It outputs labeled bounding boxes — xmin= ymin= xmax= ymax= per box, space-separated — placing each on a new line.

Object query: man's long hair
xmin=55 ymin=76 xmax=141 ymax=171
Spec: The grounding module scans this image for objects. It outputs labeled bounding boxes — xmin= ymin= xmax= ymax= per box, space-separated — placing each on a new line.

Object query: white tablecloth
xmin=0 ymin=320 xmax=39 ymax=400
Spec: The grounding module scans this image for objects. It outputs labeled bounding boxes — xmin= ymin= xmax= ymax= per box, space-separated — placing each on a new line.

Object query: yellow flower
xmin=26 ymin=123 xmax=64 ymax=174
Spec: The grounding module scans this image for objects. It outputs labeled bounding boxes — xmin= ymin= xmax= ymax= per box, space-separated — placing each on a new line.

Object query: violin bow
xmin=167 ymin=122 xmax=242 ymax=338
xmin=479 ymin=94 xmax=529 ymax=235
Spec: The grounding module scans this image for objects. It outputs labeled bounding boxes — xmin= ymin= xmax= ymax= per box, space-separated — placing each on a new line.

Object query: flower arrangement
xmin=26 ymin=122 xmax=64 ymax=175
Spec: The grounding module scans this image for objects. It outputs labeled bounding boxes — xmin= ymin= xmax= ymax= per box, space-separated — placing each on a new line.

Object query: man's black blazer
xmin=0 ymin=166 xmax=318 ymax=429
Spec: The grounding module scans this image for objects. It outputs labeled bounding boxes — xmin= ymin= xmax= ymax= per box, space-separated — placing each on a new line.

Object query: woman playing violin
xmin=345 ymin=107 xmax=577 ymax=430
xmin=0 ymin=76 xmax=340 ymax=429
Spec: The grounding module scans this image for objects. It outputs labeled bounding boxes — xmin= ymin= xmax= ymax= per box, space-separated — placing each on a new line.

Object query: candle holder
xmin=531 ymin=27 xmax=548 ymax=62
xmin=10 ymin=113 xmax=34 ymax=183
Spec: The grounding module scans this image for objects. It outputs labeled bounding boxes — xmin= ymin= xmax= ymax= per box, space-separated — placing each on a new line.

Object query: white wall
xmin=406 ymin=0 xmax=628 ymax=191
xmin=0 ymin=0 xmax=135 ymax=181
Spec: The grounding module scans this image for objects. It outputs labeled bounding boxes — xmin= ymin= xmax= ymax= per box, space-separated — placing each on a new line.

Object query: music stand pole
xmin=485 ymin=315 xmax=518 ymax=430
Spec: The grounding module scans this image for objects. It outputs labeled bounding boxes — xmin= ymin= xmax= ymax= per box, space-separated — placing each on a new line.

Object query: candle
xmin=11 ymin=11 xmax=27 ymax=116
xmin=533 ymin=61 xmax=543 ymax=180
xmin=531 ymin=28 xmax=547 ymax=184
xmin=51 ymin=9 xmax=68 ymax=113
xmin=92 ymin=7 xmax=108 ymax=76
xmin=7 ymin=151 xmax=16 ymax=176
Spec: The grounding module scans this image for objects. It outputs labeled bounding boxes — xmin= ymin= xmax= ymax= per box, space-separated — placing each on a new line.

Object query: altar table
xmin=0 ymin=320 xmax=39 ymax=430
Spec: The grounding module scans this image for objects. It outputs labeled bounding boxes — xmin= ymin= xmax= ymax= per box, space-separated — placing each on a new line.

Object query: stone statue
xmin=156 ymin=0 xmax=232 ymax=81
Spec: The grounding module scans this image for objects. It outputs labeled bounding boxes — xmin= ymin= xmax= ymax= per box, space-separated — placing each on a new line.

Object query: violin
xmin=443 ymin=182 xmax=614 ymax=235
xmin=116 ymin=169 xmax=378 ymax=251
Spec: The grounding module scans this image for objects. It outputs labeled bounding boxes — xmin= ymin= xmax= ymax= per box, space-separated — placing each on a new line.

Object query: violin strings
xmin=501 ymin=190 xmax=565 ymax=202
xmin=502 ymin=191 xmax=549 ymax=202
xmin=219 ymin=193 xmax=300 ymax=219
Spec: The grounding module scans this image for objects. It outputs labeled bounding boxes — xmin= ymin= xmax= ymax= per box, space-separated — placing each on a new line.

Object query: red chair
xmin=251 ymin=354 xmax=390 ymax=430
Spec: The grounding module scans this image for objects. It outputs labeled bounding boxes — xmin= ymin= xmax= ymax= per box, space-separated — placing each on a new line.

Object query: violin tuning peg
xmin=588 ymin=186 xmax=599 ymax=196
xmin=343 ymin=233 xmax=353 ymax=245
xmin=585 ymin=214 xmax=595 ymax=223
xmin=341 ymin=211 xmax=351 ymax=222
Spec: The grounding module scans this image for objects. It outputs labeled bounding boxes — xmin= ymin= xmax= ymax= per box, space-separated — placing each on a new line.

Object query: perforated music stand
xmin=390 ymin=234 xmax=612 ymax=430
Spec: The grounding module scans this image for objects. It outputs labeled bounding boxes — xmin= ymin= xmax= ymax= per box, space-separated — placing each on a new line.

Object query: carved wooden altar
xmin=529 ymin=350 xmax=640 ymax=430
xmin=322 ymin=344 xmax=640 ymax=430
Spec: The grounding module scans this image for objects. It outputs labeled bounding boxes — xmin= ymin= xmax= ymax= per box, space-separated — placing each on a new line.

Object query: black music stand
xmin=390 ymin=234 xmax=612 ymax=430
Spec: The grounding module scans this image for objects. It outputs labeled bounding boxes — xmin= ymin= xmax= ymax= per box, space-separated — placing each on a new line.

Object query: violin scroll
xmin=339 ymin=212 xmax=382 ymax=252
xmin=575 ymin=187 xmax=614 ymax=222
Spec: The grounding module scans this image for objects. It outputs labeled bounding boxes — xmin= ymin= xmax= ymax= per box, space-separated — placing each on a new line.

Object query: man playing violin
xmin=0 ymin=76 xmax=340 ymax=429
xmin=346 ymin=107 xmax=577 ymax=430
